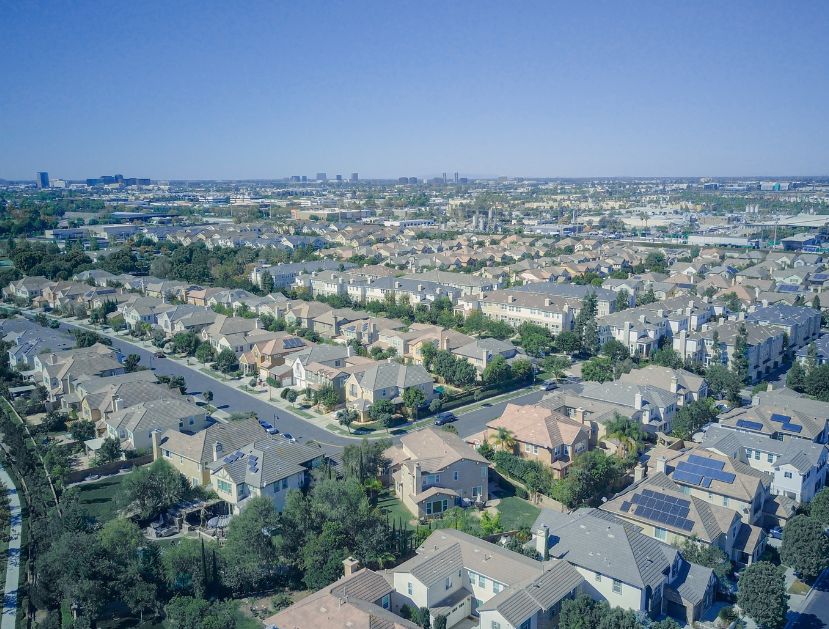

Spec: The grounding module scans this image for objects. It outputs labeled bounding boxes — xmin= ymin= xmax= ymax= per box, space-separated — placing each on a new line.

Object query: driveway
xmin=0 ymin=466 xmax=22 ymax=629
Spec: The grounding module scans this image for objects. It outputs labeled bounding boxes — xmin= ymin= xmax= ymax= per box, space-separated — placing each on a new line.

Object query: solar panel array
xmin=629 ymin=488 xmax=694 ymax=532
xmin=674 ymin=455 xmax=736 ymax=487
xmin=769 ymin=412 xmax=803 ymax=433
xmin=222 ymin=450 xmax=245 ymax=464
xmin=736 ymin=419 xmax=764 ymax=431
xmin=283 ymin=337 xmax=304 ymax=349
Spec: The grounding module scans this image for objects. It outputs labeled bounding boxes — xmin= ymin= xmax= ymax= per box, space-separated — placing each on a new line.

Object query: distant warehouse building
xmin=687 ymin=235 xmax=760 ymax=248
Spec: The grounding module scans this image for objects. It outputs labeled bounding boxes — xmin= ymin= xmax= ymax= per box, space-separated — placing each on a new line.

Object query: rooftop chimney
xmin=634 ymin=462 xmax=646 ymax=482
xmin=656 ymin=456 xmax=667 ymax=474
xmin=342 ymin=556 xmax=361 ymax=576
xmin=113 ymin=396 xmax=124 ymax=412
xmin=535 ymin=524 xmax=549 ymax=560
xmin=670 ymin=375 xmax=678 ymax=394
xmin=212 ymin=441 xmax=223 ymax=461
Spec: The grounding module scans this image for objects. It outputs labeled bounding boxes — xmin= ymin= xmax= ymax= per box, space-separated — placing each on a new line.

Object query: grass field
xmin=496 ymin=496 xmax=541 ymax=531
xmin=76 ymin=474 xmax=130 ymax=523
xmin=377 ymin=490 xmax=416 ymax=529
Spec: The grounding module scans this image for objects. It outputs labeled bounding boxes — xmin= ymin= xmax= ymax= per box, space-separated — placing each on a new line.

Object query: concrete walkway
xmin=0 ymin=466 xmax=21 ymax=629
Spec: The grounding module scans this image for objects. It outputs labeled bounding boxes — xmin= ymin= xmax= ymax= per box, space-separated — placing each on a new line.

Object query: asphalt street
xmin=15 ymin=315 xmax=563 ymax=453
xmin=790 ymin=569 xmax=829 ymax=629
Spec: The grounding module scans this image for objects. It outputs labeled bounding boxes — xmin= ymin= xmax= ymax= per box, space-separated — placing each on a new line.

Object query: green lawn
xmin=496 ymin=496 xmax=541 ymax=531
xmin=76 ymin=474 xmax=130 ymax=523
xmin=377 ymin=491 xmax=416 ymax=530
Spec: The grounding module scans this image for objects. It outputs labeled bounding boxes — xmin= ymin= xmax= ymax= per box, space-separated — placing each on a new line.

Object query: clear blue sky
xmin=2 ymin=1 xmax=828 ymax=180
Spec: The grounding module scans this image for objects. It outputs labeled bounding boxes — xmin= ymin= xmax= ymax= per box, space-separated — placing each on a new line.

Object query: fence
xmin=66 ymin=453 xmax=152 ymax=484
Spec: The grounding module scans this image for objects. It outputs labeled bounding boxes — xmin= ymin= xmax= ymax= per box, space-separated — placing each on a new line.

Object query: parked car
xmin=539 ymin=380 xmax=558 ymax=391
xmin=154 ymin=351 xmax=165 ymax=358
xmin=282 ymin=433 xmax=296 ymax=443
xmin=769 ymin=526 xmax=783 ymax=540
xmin=434 ymin=412 xmax=456 ymax=426
xmin=84 ymin=474 xmax=100 ymax=482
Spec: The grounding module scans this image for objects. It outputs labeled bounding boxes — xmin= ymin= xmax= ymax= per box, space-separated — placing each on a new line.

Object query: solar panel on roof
xmin=736 ymin=419 xmax=764 ymax=431
xmin=782 ymin=422 xmax=803 ymax=434
xmin=687 ymin=454 xmax=726 ymax=471
xmin=680 ymin=520 xmax=694 ymax=532
xmin=620 ymin=501 xmax=631 ymax=513
xmin=770 ymin=413 xmax=791 ymax=423
xmin=701 ymin=477 xmax=712 ymax=488
xmin=673 ymin=469 xmax=702 ymax=485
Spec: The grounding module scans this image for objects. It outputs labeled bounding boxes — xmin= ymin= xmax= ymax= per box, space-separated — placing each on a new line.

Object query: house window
xmin=491 ymin=623 xmax=501 ymax=629
xmin=612 ymin=580 xmax=622 ymax=594
xmin=453 ymin=471 xmax=459 ymax=481
xmin=754 ymin=450 xmax=760 ymax=460
xmin=768 ymin=453 xmax=774 ymax=463
xmin=217 ymin=479 xmax=232 ymax=494
xmin=282 ymin=478 xmax=288 ymax=489
xmin=493 ymin=581 xmax=502 ymax=593
xmin=445 ymin=576 xmax=452 ymax=590
xmin=407 ymin=582 xmax=413 ymax=596
xmin=479 ymin=574 xmax=487 ymax=588
xmin=472 ymin=486 xmax=483 ymax=498
xmin=595 ymin=573 xmax=602 ymax=582
xmin=654 ymin=527 xmax=667 ymax=541
xmin=520 ymin=621 xmax=531 ymax=629
xmin=784 ymin=472 xmax=793 ymax=479
xmin=381 ymin=594 xmax=390 ymax=609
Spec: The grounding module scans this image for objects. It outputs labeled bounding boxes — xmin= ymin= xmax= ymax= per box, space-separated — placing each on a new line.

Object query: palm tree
xmin=490 ymin=427 xmax=516 ymax=452
xmin=604 ymin=413 xmax=644 ymax=460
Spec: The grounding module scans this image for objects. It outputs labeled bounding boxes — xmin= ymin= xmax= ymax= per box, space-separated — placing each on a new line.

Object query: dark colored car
xmin=154 ymin=351 xmax=165 ymax=358
xmin=434 ymin=412 xmax=456 ymax=426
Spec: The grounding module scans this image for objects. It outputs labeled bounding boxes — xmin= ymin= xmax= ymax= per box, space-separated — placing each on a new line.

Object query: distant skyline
xmin=2 ymin=1 xmax=828 ymax=180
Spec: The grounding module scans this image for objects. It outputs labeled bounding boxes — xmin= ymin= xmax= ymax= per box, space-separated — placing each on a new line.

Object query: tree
xmin=804 ymin=364 xmax=829 ymax=401
xmin=706 ymin=364 xmax=742 ymax=406
xmin=260 ymin=270 xmax=275 ymax=294
xmin=195 ymin=342 xmax=215 ymax=364
xmin=540 ymin=354 xmax=570 ymax=380
xmin=736 ymin=561 xmax=788 ymax=629
xmin=650 ymin=347 xmax=683 ymax=369
xmin=601 ymin=339 xmax=629 ymax=362
xmin=73 ymin=329 xmax=111 ymax=348
xmin=204 ymin=390 xmax=213 ymax=403
xmin=482 ymin=355 xmax=511 ymax=385
xmin=368 ymin=399 xmax=395 ymax=424
xmin=555 ymin=331 xmax=581 ymax=354
xmin=581 ymin=356 xmax=614 ymax=383
xmin=670 ymin=398 xmax=718 ymax=440
xmin=402 ymin=387 xmax=426 ymax=419
xmin=614 ymin=289 xmax=630 ymax=312
xmin=70 ymin=419 xmax=96 ymax=442
xmin=732 ymin=323 xmax=750 ymax=384
xmin=119 ymin=459 xmax=191 ymax=522
xmin=510 ymin=358 xmax=533 ymax=383
xmin=124 ymin=353 xmax=141 ymax=373
xmin=780 ymin=515 xmax=829 ymax=581
xmin=164 ymin=597 xmax=236 ymax=629
xmin=786 ymin=360 xmax=806 ymax=392
xmin=314 ymin=384 xmax=340 ymax=411
xmin=452 ymin=359 xmax=477 ymax=388
xmin=603 ymin=414 xmax=645 ymax=461
xmin=559 ymin=594 xmax=611 ymax=629
xmin=93 ymin=436 xmax=122 ymax=466
xmin=813 ymin=294 xmax=822 ymax=311
xmin=679 ymin=536 xmax=732 ymax=582
xmin=490 ymin=427 xmax=516 ymax=452
xmin=222 ymin=496 xmax=280 ymax=595
xmin=810 ymin=487 xmax=829 ymax=527
xmin=336 ymin=408 xmax=358 ymax=433
xmin=172 ymin=332 xmax=199 ymax=356
xmin=645 ymin=251 xmax=667 ymax=273
xmin=214 ymin=348 xmax=239 ymax=373
xmin=636 ymin=287 xmax=656 ymax=306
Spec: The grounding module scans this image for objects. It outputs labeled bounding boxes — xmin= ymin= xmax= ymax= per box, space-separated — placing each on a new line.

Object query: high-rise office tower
xmin=316 ymin=172 xmax=327 ymax=181
xmin=36 ymin=171 xmax=50 ymax=188
xmin=442 ymin=172 xmax=447 ymax=184
xmin=335 ymin=174 xmax=342 ymax=182
xmin=454 ymin=172 xmax=459 ymax=183
xmin=350 ymin=172 xmax=359 ymax=182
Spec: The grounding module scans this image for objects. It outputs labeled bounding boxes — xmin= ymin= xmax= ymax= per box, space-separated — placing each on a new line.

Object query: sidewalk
xmin=0 ymin=466 xmax=22 ymax=629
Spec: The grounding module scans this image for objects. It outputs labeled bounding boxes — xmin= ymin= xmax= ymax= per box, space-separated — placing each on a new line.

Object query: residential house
xmin=470 ymin=403 xmax=588 ymax=478
xmin=391 ymin=528 xmax=583 ymax=629
xmin=576 ymin=381 xmax=678 ymax=435
xmin=106 ymin=397 xmax=208 ymax=452
xmin=703 ymin=424 xmax=828 ymax=504
xmin=451 ymin=337 xmax=520 ymax=373
xmin=533 ymin=508 xmax=716 ymax=623
xmin=35 ymin=344 xmax=125 ymax=403
xmin=206 ymin=436 xmax=325 ymax=513
xmin=385 ymin=428 xmax=489 ymax=518
xmin=718 ymin=390 xmax=829 ymax=444
xmin=345 ymin=361 xmax=434 ymax=418
xmin=600 ymin=473 xmax=766 ymax=566
xmin=618 ymin=366 xmax=708 ymax=406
